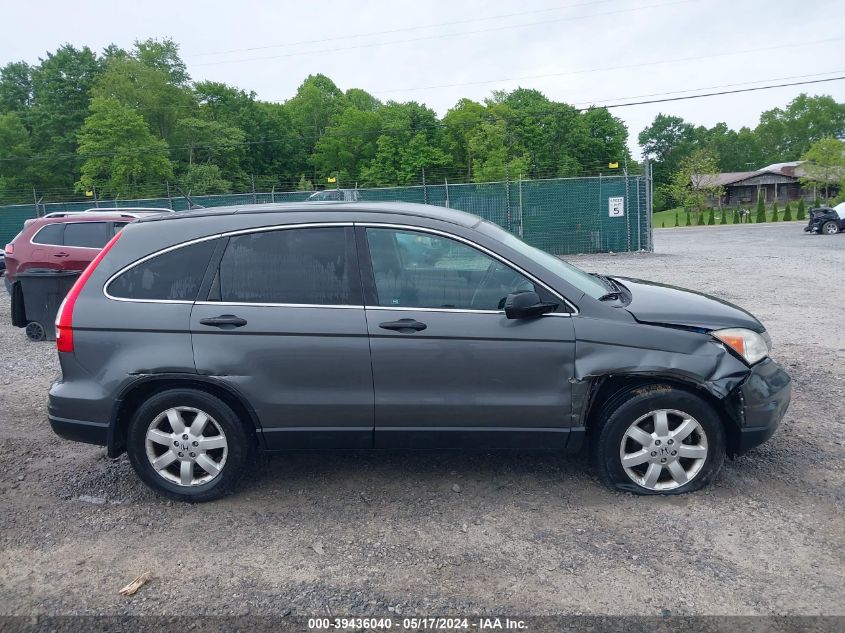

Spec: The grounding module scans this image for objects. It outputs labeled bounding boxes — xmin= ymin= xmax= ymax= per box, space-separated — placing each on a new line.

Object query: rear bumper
xmin=733 ymin=357 xmax=792 ymax=454
xmin=48 ymin=415 xmax=108 ymax=447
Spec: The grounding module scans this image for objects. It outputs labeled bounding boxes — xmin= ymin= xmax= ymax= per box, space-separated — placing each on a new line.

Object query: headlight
xmin=712 ymin=328 xmax=770 ymax=364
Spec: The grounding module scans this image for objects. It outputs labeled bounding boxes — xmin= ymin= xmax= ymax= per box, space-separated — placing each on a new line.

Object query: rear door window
xmin=31 ymin=223 xmax=65 ymax=245
xmin=213 ymin=227 xmax=356 ymax=305
xmin=107 ymin=239 xmax=217 ymax=301
xmin=64 ymin=222 xmax=110 ymax=248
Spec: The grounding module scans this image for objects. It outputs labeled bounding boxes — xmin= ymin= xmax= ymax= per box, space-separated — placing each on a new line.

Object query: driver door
xmin=359 ymin=226 xmax=577 ymax=450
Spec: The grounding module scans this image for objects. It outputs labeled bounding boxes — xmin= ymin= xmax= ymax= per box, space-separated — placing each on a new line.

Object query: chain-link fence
xmin=0 ymin=173 xmax=652 ymax=255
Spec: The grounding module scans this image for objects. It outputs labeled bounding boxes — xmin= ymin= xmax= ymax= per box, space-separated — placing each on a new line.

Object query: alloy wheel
xmin=144 ymin=406 xmax=228 ymax=486
xmin=619 ymin=409 xmax=708 ymax=491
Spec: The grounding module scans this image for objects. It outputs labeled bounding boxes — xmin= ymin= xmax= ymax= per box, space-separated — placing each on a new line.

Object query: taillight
xmin=56 ymin=232 xmax=122 ymax=353
xmin=4 ymin=244 xmax=12 ymax=255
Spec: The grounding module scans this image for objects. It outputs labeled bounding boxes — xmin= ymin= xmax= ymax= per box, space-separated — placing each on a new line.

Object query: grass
xmin=652 ymin=207 xmax=807 ymax=228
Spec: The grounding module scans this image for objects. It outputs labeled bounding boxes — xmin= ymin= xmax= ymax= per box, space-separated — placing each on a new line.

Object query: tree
xmin=799 ymin=137 xmax=845 ymax=203
xmin=134 ymin=37 xmax=190 ymax=86
xmin=674 ymin=211 xmax=678 ymax=226
xmin=796 ymin=199 xmax=806 ymax=220
xmin=664 ymin=149 xmax=723 ymax=212
xmin=720 ymin=208 xmax=727 ymax=224
xmin=783 ymin=202 xmax=792 ymax=221
xmin=0 ymin=61 xmax=32 ymax=112
xmin=0 ymin=112 xmax=33 ymax=202
xmin=756 ymin=192 xmax=766 ymax=222
xmin=708 ymin=208 xmax=715 ymax=225
xmin=76 ymin=97 xmax=172 ymax=197
xmin=312 ymin=106 xmax=382 ymax=182
xmin=92 ymin=57 xmax=193 ymax=143
xmin=771 ymin=202 xmax=779 ymax=222
xmin=177 ymin=163 xmax=230 ymax=194
xmin=756 ymin=94 xmax=845 ymax=162
xmin=639 ymin=114 xmax=702 ymax=205
xmin=171 ymin=116 xmax=246 ymax=186
xmin=733 ymin=208 xmax=739 ymax=224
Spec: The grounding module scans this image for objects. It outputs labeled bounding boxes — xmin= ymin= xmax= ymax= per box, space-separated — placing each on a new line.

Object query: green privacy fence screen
xmin=0 ymin=174 xmax=652 ymax=255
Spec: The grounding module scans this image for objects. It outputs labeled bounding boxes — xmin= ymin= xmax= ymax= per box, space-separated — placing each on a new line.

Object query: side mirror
xmin=504 ymin=291 xmax=558 ymax=319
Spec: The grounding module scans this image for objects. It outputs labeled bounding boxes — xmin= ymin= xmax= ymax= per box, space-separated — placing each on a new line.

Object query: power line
xmin=187 ymin=0 xmax=617 ymax=58
xmin=1 ymin=75 xmax=842 ymax=164
xmin=370 ymin=36 xmax=845 ymax=94
xmin=192 ymin=0 xmax=695 ymax=67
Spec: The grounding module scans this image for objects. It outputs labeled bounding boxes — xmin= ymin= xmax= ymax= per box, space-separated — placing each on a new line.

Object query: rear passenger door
xmin=190 ymin=225 xmax=374 ymax=450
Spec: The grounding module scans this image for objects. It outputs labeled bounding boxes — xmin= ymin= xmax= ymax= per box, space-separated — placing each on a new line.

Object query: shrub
xmin=755 ymin=194 xmax=766 ymax=222
xmin=708 ymin=208 xmax=715 ymax=225
xmin=697 ymin=211 xmax=706 ymax=225
xmin=674 ymin=211 xmax=679 ymax=227
xmin=771 ymin=202 xmax=779 ymax=222
xmin=797 ymin=199 xmax=806 ymax=220
xmin=733 ymin=208 xmax=740 ymax=223
xmin=783 ymin=202 xmax=792 ymax=221
xmin=685 ymin=210 xmax=691 ymax=226
xmin=661 ymin=221 xmax=665 ymax=228
xmin=720 ymin=209 xmax=727 ymax=224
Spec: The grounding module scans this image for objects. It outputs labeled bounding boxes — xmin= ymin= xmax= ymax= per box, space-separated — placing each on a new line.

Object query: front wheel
xmin=822 ymin=221 xmax=840 ymax=235
xmin=126 ymin=389 xmax=253 ymax=502
xmin=591 ymin=385 xmax=726 ymax=495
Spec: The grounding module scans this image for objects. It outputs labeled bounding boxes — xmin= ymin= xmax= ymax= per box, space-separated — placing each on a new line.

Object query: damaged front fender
xmin=570 ymin=317 xmax=752 ymax=430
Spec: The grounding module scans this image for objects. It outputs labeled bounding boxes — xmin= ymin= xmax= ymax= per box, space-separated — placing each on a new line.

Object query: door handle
xmin=199 ymin=314 xmax=248 ymax=329
xmin=379 ymin=318 xmax=427 ymax=333
xmin=52 ymin=252 xmax=69 ymax=258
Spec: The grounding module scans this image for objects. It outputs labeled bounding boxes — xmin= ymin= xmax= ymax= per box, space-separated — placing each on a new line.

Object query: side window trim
xmin=354 ymin=223 xmax=576 ymax=315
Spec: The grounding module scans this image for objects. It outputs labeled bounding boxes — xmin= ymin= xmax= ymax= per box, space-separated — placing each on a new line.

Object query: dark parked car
xmin=804 ymin=203 xmax=845 ymax=235
xmin=4 ymin=214 xmax=132 ymax=294
xmin=48 ymin=202 xmax=791 ymax=501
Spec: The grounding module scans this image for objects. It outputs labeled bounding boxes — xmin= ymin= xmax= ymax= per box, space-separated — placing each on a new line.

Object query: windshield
xmin=479 ymin=221 xmax=608 ymax=299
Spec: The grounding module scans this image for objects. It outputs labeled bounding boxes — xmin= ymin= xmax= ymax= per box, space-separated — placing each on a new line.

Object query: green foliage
xmin=733 ymin=208 xmax=740 ymax=224
xmin=685 ymin=210 xmax=691 ymax=226
xmin=76 ymin=96 xmax=172 ymax=197
xmin=783 ymin=202 xmax=792 ymax=221
xmin=177 ymin=163 xmax=230 ymax=195
xmin=296 ymin=175 xmax=313 ymax=191
xmin=663 ymin=149 xmax=722 ymax=211
xmin=720 ymin=209 xmax=727 ymax=224
xmin=796 ymin=199 xmax=806 ymax=220
xmin=697 ymin=211 xmax=705 ymax=226
xmin=771 ymin=202 xmax=779 ymax=222
xmin=799 ymin=137 xmax=845 ymax=203
xmin=707 ymin=208 xmax=715 ymax=225
xmin=674 ymin=211 xmax=678 ymax=227
xmin=756 ymin=193 xmax=766 ymax=223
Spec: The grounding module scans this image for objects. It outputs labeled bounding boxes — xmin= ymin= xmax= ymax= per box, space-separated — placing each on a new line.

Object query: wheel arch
xmin=108 ymin=375 xmax=264 ymax=458
xmin=579 ymin=373 xmax=741 ymax=455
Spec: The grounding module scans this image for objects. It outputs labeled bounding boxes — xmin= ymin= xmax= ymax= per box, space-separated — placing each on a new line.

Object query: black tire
xmin=590 ymin=384 xmax=726 ymax=495
xmin=126 ymin=388 xmax=254 ymax=502
xmin=821 ymin=221 xmax=839 ymax=235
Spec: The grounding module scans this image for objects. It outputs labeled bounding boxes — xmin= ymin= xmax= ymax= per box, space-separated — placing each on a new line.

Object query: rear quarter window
xmin=31 ymin=223 xmax=65 ymax=245
xmin=107 ymin=239 xmax=217 ymax=301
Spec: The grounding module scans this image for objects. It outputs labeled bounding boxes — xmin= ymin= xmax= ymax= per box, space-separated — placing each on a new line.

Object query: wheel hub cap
xmin=619 ymin=409 xmax=708 ymax=492
xmin=144 ymin=406 xmax=228 ymax=487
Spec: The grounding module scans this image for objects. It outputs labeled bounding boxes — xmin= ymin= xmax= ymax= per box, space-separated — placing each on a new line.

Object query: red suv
xmin=4 ymin=215 xmax=133 ymax=292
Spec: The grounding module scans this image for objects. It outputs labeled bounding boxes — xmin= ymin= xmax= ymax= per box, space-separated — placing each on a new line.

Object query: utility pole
xmin=421 ymin=168 xmax=428 ymax=205
xmin=445 ymin=178 xmax=450 ymax=209
xmin=92 ymin=186 xmax=99 ymax=208
xmin=32 ymin=187 xmax=39 ymax=216
xmin=251 ymin=175 xmax=257 ymax=204
xmin=166 ymin=181 xmax=173 ymax=210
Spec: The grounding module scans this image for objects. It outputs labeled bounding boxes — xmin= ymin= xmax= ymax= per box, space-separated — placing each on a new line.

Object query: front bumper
xmin=732 ymin=357 xmax=792 ymax=454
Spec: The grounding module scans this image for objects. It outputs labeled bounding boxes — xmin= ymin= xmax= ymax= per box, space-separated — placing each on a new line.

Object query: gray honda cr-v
xmin=48 ymin=202 xmax=791 ymax=501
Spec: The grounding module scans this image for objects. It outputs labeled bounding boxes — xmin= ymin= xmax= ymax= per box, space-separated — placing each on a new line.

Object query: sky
xmin=2 ymin=0 xmax=844 ymax=160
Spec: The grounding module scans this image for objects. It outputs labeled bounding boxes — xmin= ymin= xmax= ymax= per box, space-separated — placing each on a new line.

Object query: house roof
xmin=692 ymin=161 xmax=807 ymax=187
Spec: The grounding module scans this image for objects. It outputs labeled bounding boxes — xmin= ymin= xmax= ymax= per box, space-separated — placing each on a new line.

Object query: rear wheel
xmin=822 ymin=221 xmax=839 ymax=235
xmin=591 ymin=385 xmax=726 ymax=495
xmin=126 ymin=389 xmax=253 ymax=502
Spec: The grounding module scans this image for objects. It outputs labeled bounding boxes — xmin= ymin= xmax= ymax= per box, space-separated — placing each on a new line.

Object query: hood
xmin=613 ymin=276 xmax=765 ymax=333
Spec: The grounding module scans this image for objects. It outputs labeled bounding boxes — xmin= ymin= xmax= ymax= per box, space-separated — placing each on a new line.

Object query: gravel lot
xmin=0 ymin=221 xmax=843 ymax=617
